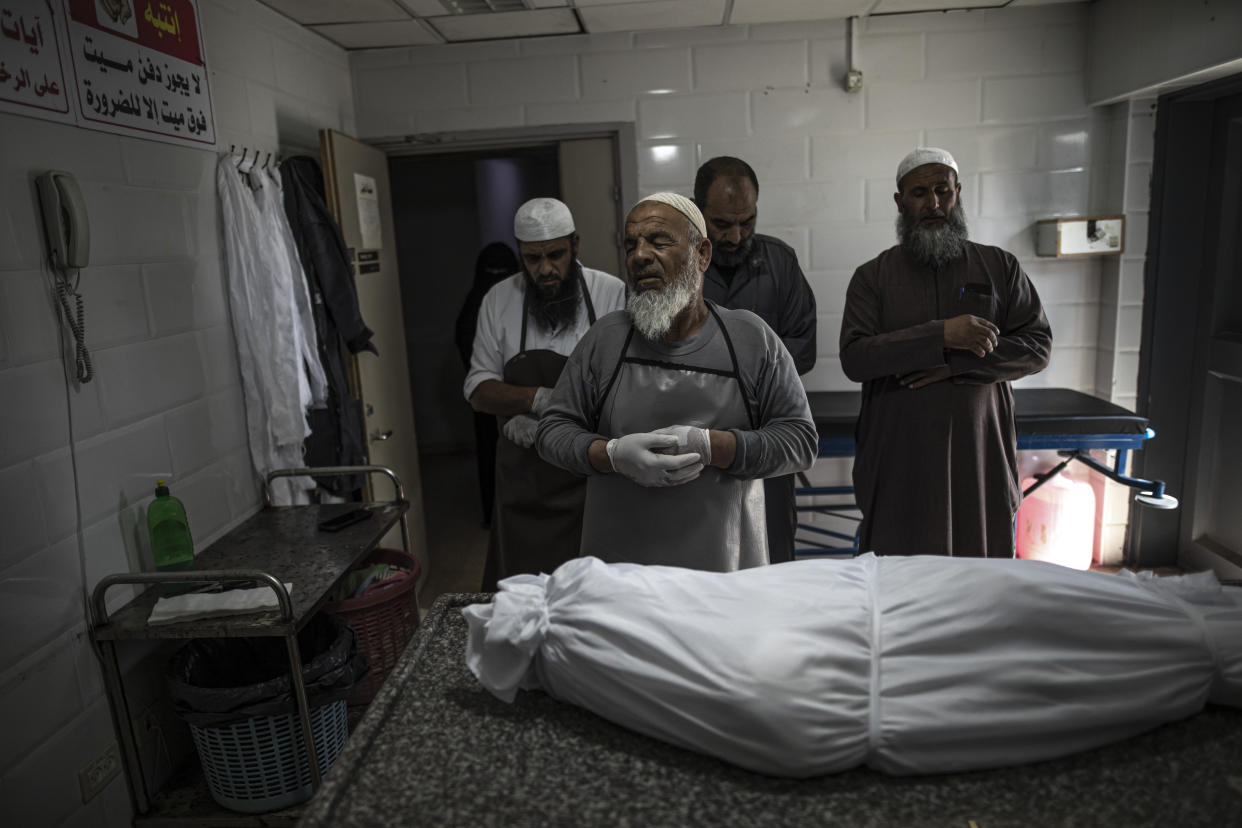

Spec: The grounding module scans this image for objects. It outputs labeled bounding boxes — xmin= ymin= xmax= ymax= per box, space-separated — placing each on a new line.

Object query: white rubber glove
xmin=503 ymin=414 xmax=539 ymax=448
xmin=605 ymin=433 xmax=703 ymax=487
xmin=531 ymin=387 xmax=554 ymax=417
xmin=652 ymin=425 xmax=712 ymax=467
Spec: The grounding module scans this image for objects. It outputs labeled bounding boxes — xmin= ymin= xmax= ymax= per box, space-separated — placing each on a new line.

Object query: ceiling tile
xmin=396 ymin=0 xmax=450 ymax=15
xmin=579 ymin=0 xmax=726 ymax=33
xmin=260 ymin=0 xmax=409 ymax=25
xmin=312 ymin=20 xmax=442 ymax=49
xmin=730 ymin=0 xmax=872 ymax=25
xmin=573 ymin=0 xmax=670 ymax=6
xmin=872 ymin=0 xmax=1002 ymax=12
xmin=429 ymin=8 xmax=581 ymax=41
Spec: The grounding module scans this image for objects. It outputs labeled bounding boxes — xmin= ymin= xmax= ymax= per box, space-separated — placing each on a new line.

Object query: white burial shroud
xmin=462 ymin=554 xmax=1242 ymax=778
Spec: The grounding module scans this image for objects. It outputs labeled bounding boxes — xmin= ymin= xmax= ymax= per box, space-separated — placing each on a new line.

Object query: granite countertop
xmin=300 ymin=593 xmax=1242 ymax=827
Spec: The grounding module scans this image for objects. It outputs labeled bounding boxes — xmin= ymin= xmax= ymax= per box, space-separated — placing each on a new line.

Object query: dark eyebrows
xmin=710 ymin=214 xmax=756 ymax=227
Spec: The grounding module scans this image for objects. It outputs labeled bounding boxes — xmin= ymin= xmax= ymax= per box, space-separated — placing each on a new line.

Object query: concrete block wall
xmin=350 ymin=3 xmax=1116 ymax=540
xmin=352 ymin=4 xmax=1104 ymax=397
xmin=0 ymin=1 xmax=354 ymax=824
xmin=1090 ymin=96 xmax=1157 ymax=563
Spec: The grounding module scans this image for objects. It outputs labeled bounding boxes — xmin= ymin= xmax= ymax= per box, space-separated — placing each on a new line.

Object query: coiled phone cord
xmin=55 ymin=268 xmax=93 ymax=383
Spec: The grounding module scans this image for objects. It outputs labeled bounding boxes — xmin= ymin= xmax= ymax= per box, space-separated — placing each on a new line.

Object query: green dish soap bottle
xmin=148 ymin=480 xmax=194 ymax=581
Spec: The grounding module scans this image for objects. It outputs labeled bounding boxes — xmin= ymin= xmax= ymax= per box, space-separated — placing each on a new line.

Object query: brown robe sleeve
xmin=839 ymin=256 xmax=946 ymax=383
xmin=947 ymin=252 xmax=1052 ymax=384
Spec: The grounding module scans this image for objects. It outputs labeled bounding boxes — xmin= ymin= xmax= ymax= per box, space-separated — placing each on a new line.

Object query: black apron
xmin=482 ymin=276 xmax=597 ymax=589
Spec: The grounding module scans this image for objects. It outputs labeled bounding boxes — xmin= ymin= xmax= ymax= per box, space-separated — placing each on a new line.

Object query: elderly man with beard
xmin=466 ymin=197 xmax=626 ymax=588
xmin=840 ymin=148 xmax=1052 ymax=559
xmin=535 ymin=193 xmax=818 ymax=571
xmin=694 ymin=157 xmax=818 ymax=564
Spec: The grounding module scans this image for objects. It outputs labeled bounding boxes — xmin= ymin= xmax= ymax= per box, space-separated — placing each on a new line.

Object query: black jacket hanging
xmin=279 ymin=155 xmax=374 ymax=495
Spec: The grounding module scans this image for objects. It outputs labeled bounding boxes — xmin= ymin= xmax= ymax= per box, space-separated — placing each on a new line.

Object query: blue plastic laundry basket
xmin=189 ymin=698 xmax=349 ymax=813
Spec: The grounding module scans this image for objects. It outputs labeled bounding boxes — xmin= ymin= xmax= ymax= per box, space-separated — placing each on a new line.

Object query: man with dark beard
xmin=535 ymin=193 xmax=817 ymax=571
xmin=840 ymin=147 xmax=1052 ymax=558
xmin=465 ymin=198 xmax=626 ymax=588
xmin=694 ymin=157 xmax=818 ymax=564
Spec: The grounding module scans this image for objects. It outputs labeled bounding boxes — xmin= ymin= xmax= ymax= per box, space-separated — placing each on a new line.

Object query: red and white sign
xmin=0 ymin=0 xmax=74 ymax=122
xmin=0 ymin=0 xmax=215 ymax=147
xmin=63 ymin=0 xmax=214 ymax=145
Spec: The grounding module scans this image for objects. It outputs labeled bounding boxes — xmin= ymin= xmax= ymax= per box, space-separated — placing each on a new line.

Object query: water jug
xmin=1016 ymin=472 xmax=1095 ymax=570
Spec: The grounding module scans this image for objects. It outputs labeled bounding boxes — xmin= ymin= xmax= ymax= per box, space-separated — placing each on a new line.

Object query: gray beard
xmin=710 ymin=233 xmax=754 ymax=269
xmin=627 ymin=258 xmax=699 ymax=341
xmin=897 ymin=202 xmax=969 ymax=268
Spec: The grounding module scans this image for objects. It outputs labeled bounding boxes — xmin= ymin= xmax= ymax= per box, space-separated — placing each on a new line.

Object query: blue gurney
xmin=797 ymin=388 xmax=1172 ymax=557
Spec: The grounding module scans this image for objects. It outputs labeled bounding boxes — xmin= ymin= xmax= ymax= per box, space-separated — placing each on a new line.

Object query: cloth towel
xmin=148 ymin=583 xmax=294 ymax=625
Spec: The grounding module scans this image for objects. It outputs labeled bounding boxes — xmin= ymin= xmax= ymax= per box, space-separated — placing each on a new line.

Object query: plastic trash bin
xmin=166 ymin=612 xmax=367 ymax=813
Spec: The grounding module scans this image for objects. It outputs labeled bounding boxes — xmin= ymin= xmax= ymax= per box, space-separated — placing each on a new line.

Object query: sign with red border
xmin=64 ymin=0 xmax=214 ymax=145
xmin=0 ymin=0 xmax=215 ymax=146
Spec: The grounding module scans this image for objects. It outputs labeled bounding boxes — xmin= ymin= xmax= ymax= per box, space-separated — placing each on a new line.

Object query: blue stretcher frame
xmin=795 ymin=388 xmax=1158 ymax=558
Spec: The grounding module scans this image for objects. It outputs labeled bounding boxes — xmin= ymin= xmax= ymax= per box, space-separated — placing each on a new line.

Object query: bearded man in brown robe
xmin=839 ymin=148 xmax=1052 ymax=557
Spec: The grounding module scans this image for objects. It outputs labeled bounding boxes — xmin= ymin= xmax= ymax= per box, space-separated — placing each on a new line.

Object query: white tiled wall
xmin=352 ymin=3 xmax=1108 ymax=435
xmin=1088 ymin=96 xmax=1156 ymax=564
xmin=0 ymin=1 xmax=355 ymax=824
xmin=0 ymin=2 xmax=1168 ymax=821
xmin=350 ymin=4 xmax=1129 ymax=555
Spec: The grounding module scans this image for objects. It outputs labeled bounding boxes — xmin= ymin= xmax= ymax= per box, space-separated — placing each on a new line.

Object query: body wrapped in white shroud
xmin=462 ymin=555 xmax=1242 ymax=777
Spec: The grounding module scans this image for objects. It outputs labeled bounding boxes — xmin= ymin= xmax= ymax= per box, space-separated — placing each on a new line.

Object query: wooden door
xmin=558 ymin=137 xmax=623 ymax=278
xmin=320 ymin=128 xmax=428 ymax=586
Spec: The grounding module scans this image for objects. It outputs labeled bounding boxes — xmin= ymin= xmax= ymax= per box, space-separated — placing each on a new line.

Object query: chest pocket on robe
xmin=959 ymin=282 xmax=999 ymax=325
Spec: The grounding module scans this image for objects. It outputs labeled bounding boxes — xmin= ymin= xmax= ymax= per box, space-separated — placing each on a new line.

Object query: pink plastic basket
xmin=322 ymin=548 xmax=421 ymax=704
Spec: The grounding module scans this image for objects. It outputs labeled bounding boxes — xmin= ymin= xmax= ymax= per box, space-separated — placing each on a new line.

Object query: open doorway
xmin=389 ymin=144 xmax=562 ymax=455
xmin=387 ymin=132 xmax=628 ymax=455
xmin=382 ymin=126 xmax=634 ymax=598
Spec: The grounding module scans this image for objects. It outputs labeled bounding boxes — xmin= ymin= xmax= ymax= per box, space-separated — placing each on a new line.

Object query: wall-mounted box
xmin=1036 ymin=215 xmax=1125 ymax=257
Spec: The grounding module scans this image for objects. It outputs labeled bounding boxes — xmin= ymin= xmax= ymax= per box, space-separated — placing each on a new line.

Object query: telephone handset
xmin=36 ymin=170 xmax=93 ymax=382
xmin=37 ymin=170 xmax=90 ymax=270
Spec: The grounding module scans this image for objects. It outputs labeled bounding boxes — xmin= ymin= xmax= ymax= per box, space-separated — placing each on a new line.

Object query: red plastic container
xmin=323 ymin=548 xmax=421 ymax=704
xmin=1016 ymin=473 xmax=1096 ymax=570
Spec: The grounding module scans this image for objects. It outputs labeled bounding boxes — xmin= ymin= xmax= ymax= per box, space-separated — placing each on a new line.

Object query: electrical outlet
xmin=79 ymin=742 xmax=121 ymax=803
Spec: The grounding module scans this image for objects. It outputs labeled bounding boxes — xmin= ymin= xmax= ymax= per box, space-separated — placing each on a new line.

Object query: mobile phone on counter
xmin=318 ymin=507 xmax=371 ymax=533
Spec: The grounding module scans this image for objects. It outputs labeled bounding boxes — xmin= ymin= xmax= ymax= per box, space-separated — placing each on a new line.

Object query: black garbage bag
xmin=166 ymin=613 xmax=369 ymax=726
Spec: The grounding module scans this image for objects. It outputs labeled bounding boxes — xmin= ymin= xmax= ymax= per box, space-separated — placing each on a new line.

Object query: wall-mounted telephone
xmin=37 ymin=170 xmax=90 ymax=270
xmin=36 ymin=170 xmax=93 ymax=382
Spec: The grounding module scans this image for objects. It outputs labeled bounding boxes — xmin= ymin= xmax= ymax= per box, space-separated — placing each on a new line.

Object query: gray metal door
xmin=1179 ymin=93 xmax=1242 ymax=578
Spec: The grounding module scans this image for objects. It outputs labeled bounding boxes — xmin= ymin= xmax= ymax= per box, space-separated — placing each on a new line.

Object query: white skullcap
xmin=633 ymin=192 xmax=707 ymax=239
xmin=896 ymin=147 xmax=959 ymax=188
xmin=513 ymin=197 xmax=575 ymax=242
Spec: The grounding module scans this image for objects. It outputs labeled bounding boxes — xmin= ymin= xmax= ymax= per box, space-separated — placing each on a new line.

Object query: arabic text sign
xmin=65 ymin=0 xmax=213 ymax=145
xmin=0 ymin=0 xmax=72 ymax=120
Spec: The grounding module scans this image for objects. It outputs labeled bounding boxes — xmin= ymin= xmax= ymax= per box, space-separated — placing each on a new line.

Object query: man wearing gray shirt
xmin=536 ymin=193 xmax=817 ymax=571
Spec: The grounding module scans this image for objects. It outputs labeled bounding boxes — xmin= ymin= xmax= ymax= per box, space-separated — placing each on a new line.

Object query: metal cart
xmin=89 ymin=466 xmax=411 ymax=824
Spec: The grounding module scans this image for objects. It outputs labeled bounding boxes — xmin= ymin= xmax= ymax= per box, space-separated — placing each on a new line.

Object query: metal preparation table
xmin=798 ymin=388 xmax=1162 ymax=555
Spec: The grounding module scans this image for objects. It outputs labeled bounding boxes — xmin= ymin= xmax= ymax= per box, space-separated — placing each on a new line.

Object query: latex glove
xmin=606 ymin=433 xmax=703 ymax=487
xmin=652 ymin=425 xmax=712 ymax=467
xmin=531 ymin=386 xmax=555 ymax=417
xmin=503 ymin=414 xmax=539 ymax=448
